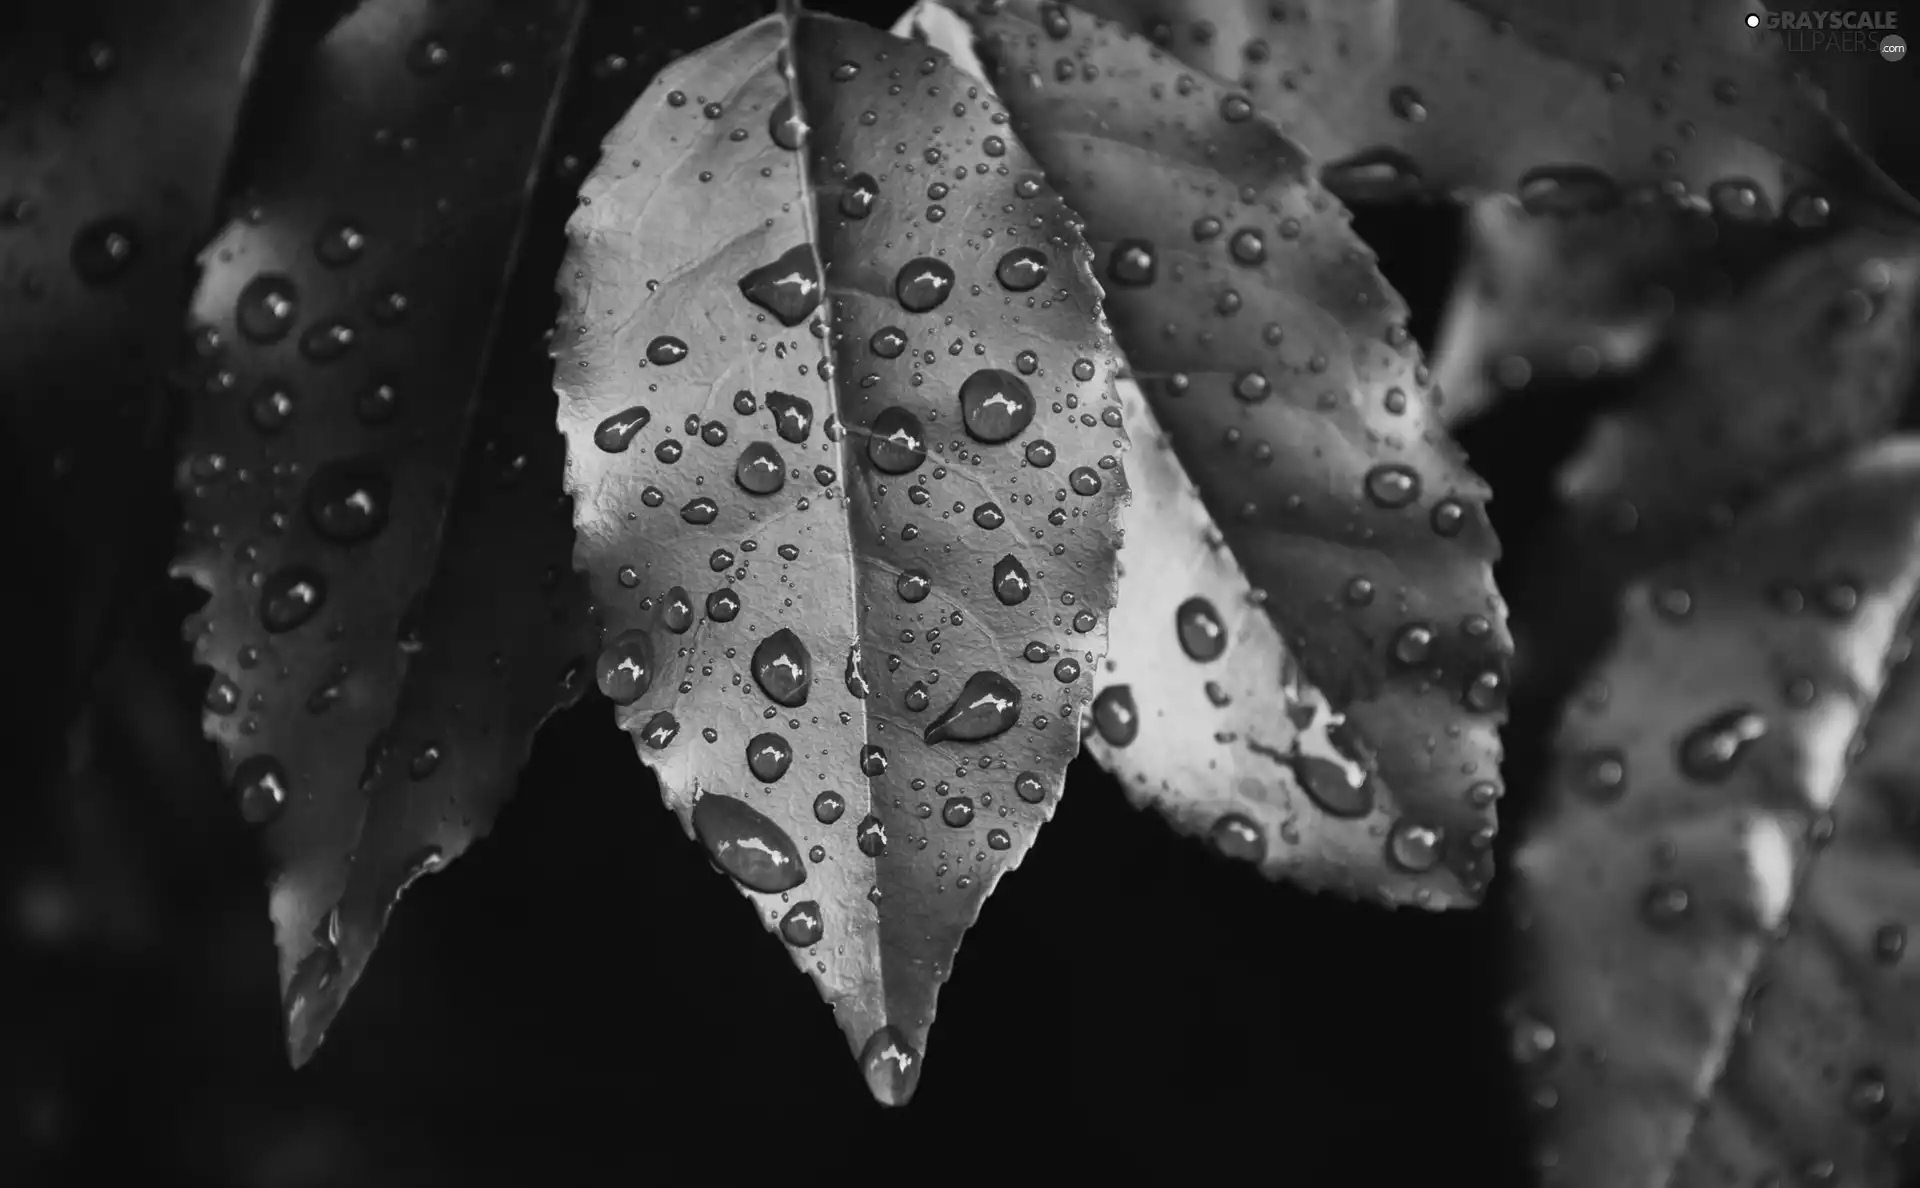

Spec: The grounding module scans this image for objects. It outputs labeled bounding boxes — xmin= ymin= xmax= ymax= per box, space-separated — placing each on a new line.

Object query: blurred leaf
xmin=553 ymin=9 xmax=1128 ymax=1104
xmin=950 ymin=0 xmax=1508 ymax=904
xmin=1511 ymin=437 xmax=1920 ymax=1188
xmin=1042 ymin=0 xmax=1915 ymax=219
xmin=0 ymin=0 xmax=274 ymax=731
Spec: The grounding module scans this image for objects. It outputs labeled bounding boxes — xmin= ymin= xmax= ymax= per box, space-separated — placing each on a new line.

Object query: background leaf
xmin=1511 ymin=436 xmax=1920 ymax=1187
xmin=962 ymin=0 xmax=1509 ymax=904
xmin=1047 ymin=0 xmax=1914 ymax=218
xmin=554 ymin=9 xmax=1128 ymax=1103
xmin=171 ymin=0 xmax=606 ymax=1062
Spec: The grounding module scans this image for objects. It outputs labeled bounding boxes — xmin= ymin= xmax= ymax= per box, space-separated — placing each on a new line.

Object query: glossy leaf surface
xmin=1512 ymin=438 xmax=1920 ymax=1187
xmin=1052 ymin=0 xmax=1913 ymax=217
xmin=171 ymin=0 xmax=648 ymax=1062
xmin=554 ymin=10 xmax=1128 ymax=1103
xmin=960 ymin=0 xmax=1508 ymax=904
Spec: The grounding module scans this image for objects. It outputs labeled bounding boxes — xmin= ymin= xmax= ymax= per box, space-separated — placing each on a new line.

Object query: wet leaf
xmin=1047 ymin=0 xmax=1915 ymax=218
xmin=1 ymin=0 xmax=273 ymax=726
xmin=554 ymin=11 xmax=1128 ymax=1104
xmin=1512 ymin=437 xmax=1920 ymax=1187
xmin=952 ymin=0 xmax=1508 ymax=903
xmin=167 ymin=0 xmax=777 ymax=1063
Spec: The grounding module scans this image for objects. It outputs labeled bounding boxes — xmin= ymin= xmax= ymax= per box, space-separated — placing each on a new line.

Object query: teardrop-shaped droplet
xmin=746 ymin=732 xmax=794 ymax=783
xmin=841 ymin=172 xmax=879 ymax=218
xmin=895 ymin=257 xmax=956 ymax=313
xmin=764 ymin=390 xmax=813 ymax=443
xmin=924 ymin=671 xmax=1022 ymax=744
xmin=260 ymin=566 xmax=327 ymax=633
xmin=738 ymin=243 xmax=821 ymax=327
xmin=1365 ymin=463 xmax=1422 ymax=509
xmin=860 ymin=1025 xmax=921 ymax=1106
xmin=681 ymin=497 xmax=718 ymax=525
xmin=992 ymin=554 xmax=1031 ymax=605
xmin=868 ymin=407 xmax=928 ymax=474
xmin=845 ymin=645 xmax=871 ymax=699
xmin=995 ymin=247 xmax=1048 ymax=292
xmin=768 ymin=96 xmax=808 ymax=150
xmin=1175 ymin=596 xmax=1227 ymax=662
xmin=779 ymin=900 xmax=824 ymax=946
xmin=1107 ymin=239 xmax=1156 ymax=286
xmin=1676 ymin=707 xmax=1766 ymax=782
xmin=595 ymin=630 xmax=653 ymax=706
xmin=645 ymin=335 xmax=688 ymax=366
xmin=661 ymin=587 xmax=695 ymax=633
xmin=236 ymin=273 xmax=300 ymax=342
xmin=305 ymin=458 xmax=391 ymax=544
xmin=734 ymin=441 xmax=785 ymax=495
xmin=234 ymin=754 xmax=290 ymax=825
xmin=869 ymin=326 xmax=907 ymax=359
xmin=594 ymin=406 xmax=651 ymax=452
xmin=1210 ymin=814 xmax=1267 ymax=863
xmin=1090 ymin=685 xmax=1138 ymax=747
xmin=752 ymin=628 xmax=811 ymax=707
xmin=1294 ymin=755 xmax=1372 ymax=818
xmin=958 ymin=369 xmax=1036 ymax=444
xmin=640 ymin=711 xmax=679 ymax=749
xmin=692 ymin=793 xmax=806 ymax=892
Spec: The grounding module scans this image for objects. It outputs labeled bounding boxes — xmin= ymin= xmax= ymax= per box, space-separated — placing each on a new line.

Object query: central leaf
xmin=553 ymin=11 xmax=1128 ymax=1105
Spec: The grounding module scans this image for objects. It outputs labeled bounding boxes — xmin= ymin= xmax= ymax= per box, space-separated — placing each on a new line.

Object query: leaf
xmin=553 ymin=9 xmax=1129 ymax=1105
xmin=168 ymin=0 xmax=719 ymax=1062
xmin=1 ymin=0 xmax=274 ymax=728
xmin=952 ymin=0 xmax=1509 ymax=903
xmin=1510 ymin=436 xmax=1920 ymax=1187
xmin=1044 ymin=0 xmax=1915 ymax=218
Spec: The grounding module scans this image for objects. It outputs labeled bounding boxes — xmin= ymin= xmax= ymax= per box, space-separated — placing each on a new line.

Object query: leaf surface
xmin=171 ymin=0 xmax=741 ymax=1061
xmin=1512 ymin=437 xmax=1920 ymax=1187
xmin=955 ymin=0 xmax=1509 ymax=903
xmin=1 ymin=0 xmax=273 ymax=724
xmin=1046 ymin=0 xmax=1914 ymax=217
xmin=554 ymin=10 xmax=1128 ymax=1103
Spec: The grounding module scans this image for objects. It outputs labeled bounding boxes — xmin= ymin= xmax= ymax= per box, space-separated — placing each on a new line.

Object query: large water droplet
xmin=1107 ymin=240 xmax=1156 ymax=286
xmin=924 ymin=672 xmax=1022 ymax=744
xmin=856 ymin=814 xmax=886 ymax=854
xmin=1365 ymin=464 xmax=1422 ymax=509
xmin=236 ymin=274 xmax=299 ymax=343
xmin=958 ymin=369 xmax=1036 ymax=443
xmin=941 ymin=797 xmax=975 ymax=828
xmin=814 ymin=790 xmax=846 ymax=824
xmin=860 ymin=1025 xmax=921 ymax=1106
xmin=305 ymin=458 xmax=391 ymax=544
xmin=868 ymin=407 xmax=928 ymax=473
xmin=746 ymin=733 xmax=793 ymax=783
xmin=1211 ymin=815 xmax=1267 ymax=863
xmin=594 ymin=406 xmax=651 ymax=452
xmin=780 ymin=901 xmax=824 ymax=947
xmin=735 ymin=441 xmax=785 ymax=495
xmin=1294 ymin=755 xmax=1372 ymax=818
xmin=738 ymin=244 xmax=822 ymax=327
xmin=234 ymin=755 xmax=290 ymax=825
xmin=662 ymin=587 xmax=695 ymax=633
xmin=752 ymin=628 xmax=811 ymax=707
xmin=995 ymin=247 xmax=1048 ymax=292
xmin=645 ymin=335 xmax=688 ymax=365
xmin=1175 ymin=597 xmax=1227 ymax=662
xmin=260 ymin=566 xmax=327 ymax=633
xmin=1676 ymin=707 xmax=1765 ymax=782
xmin=841 ymin=173 xmax=879 ymax=219
xmin=1090 ymin=685 xmax=1138 ymax=746
xmin=1228 ymin=228 xmax=1266 ymax=265
xmin=595 ymin=630 xmax=653 ymax=705
xmin=641 ymin=711 xmax=679 ymax=749
xmin=895 ymin=257 xmax=956 ymax=313
xmin=764 ymin=391 xmax=813 ymax=443
xmin=896 ymin=570 xmax=932 ymax=602
xmin=992 ymin=554 xmax=1031 ymax=605
xmin=692 ymin=793 xmax=806 ymax=892
xmin=1387 ymin=819 xmax=1442 ymax=872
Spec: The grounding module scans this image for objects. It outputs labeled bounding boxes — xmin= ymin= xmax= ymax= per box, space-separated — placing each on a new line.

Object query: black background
xmin=7 ymin=1 xmax=1918 ymax=1185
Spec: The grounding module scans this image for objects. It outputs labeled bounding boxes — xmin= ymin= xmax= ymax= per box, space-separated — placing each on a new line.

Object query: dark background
xmin=7 ymin=2 xmax=1917 ymax=1185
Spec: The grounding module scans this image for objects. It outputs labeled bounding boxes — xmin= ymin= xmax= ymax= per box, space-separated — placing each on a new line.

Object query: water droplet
xmin=958 ymin=369 xmax=1036 ymax=443
xmin=260 ymin=566 xmax=327 ymax=633
xmin=1464 ymin=668 xmax=1505 ymax=713
xmin=1228 ymin=228 xmax=1266 ymax=265
xmin=315 ymin=219 xmax=367 ymax=267
xmin=1390 ymin=623 xmax=1434 ymax=667
xmin=868 ymin=407 xmax=928 ymax=473
xmin=860 ymin=745 xmax=888 ymax=776
xmin=924 ymin=672 xmax=1022 ymax=744
xmin=236 ymin=274 xmax=299 ymax=342
xmin=1014 ymin=770 xmax=1046 ymax=803
xmin=1388 ymin=85 xmax=1427 ymax=122
xmin=845 ymin=646 xmax=871 ymax=699
xmin=692 ymin=793 xmax=806 ymax=892
xmin=1676 ymin=707 xmax=1765 ymax=782
xmin=662 ymin=587 xmax=695 ymax=633
xmin=706 ymin=588 xmax=741 ymax=622
xmin=992 ymin=555 xmax=1031 ymax=605
xmin=860 ymin=1025 xmax=921 ymax=1106
xmin=995 ymin=247 xmax=1048 ymax=292
xmin=769 ymin=97 xmax=808 ymax=150
xmin=856 ymin=814 xmax=887 ymax=854
xmin=905 ymin=682 xmax=931 ymax=712
xmin=987 ymin=828 xmax=1011 ymax=850
xmin=1873 ymin=922 xmax=1906 ymax=964
xmin=1641 ymin=882 xmax=1691 ymax=929
xmin=1108 ymin=240 xmax=1156 ymax=286
xmin=972 ymin=503 xmax=1005 ymax=530
xmin=641 ymin=711 xmax=679 ymax=749
xmin=746 ymin=732 xmax=794 ymax=783
xmin=594 ymin=406 xmax=651 ymax=452
xmin=205 ymin=677 xmax=240 ymax=715
xmin=234 ymin=755 xmax=289 ymax=825
xmin=1365 ymin=464 xmax=1421 ymax=509
xmin=1175 ymin=597 xmax=1227 ymax=662
xmin=1211 ymin=815 xmax=1266 ymax=862
xmin=780 ymin=901 xmax=824 ymax=946
xmin=841 ymin=173 xmax=879 ymax=219
xmin=1219 ymin=94 xmax=1253 ymax=122
xmin=732 ymin=441 xmax=785 ymax=496
xmin=764 ymin=391 xmax=813 ymax=443
xmin=738 ymin=244 xmax=821 ymax=327
xmin=1294 ymin=755 xmax=1372 ymax=818
xmin=1574 ymin=748 xmax=1627 ymax=802
xmin=591 ymin=630 xmax=652 ymax=706
xmin=71 ymin=218 xmax=139 ymax=284
xmin=645 ymin=335 xmax=688 ymax=366
xmin=752 ymin=628 xmax=811 ymax=707
xmin=895 ymin=257 xmax=956 ymax=313
xmin=1090 ymin=685 xmax=1138 ymax=746
xmin=1068 ymin=466 xmax=1102 ymax=496
xmin=896 ymin=569 xmax=932 ymax=603
xmin=941 ymin=797 xmax=975 ymax=827
xmin=1387 ymin=819 xmax=1441 ymax=872
xmin=299 ymin=320 xmax=357 ymax=362
xmin=1024 ymin=439 xmax=1056 ymax=468
xmin=1431 ymin=499 xmax=1466 ymax=536
xmin=305 ymin=459 xmax=391 ymax=544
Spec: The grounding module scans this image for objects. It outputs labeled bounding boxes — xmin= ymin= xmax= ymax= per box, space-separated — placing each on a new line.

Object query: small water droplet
xmin=895 ymin=257 xmax=956 ymax=313
xmin=234 ymin=755 xmax=290 ymax=825
xmin=236 ymin=274 xmax=299 ymax=342
xmin=260 ymin=566 xmax=327 ymax=633
xmin=1211 ymin=814 xmax=1266 ymax=862
xmin=1676 ymin=707 xmax=1765 ymax=782
xmin=1365 ymin=464 xmax=1421 ymax=509
xmin=1388 ymin=85 xmax=1427 ymax=122
xmin=1641 ymin=882 xmax=1691 ymax=929
xmin=995 ymin=247 xmax=1048 ymax=292
xmin=746 ymin=732 xmax=794 ymax=783
xmin=841 ymin=173 xmax=880 ymax=219
xmin=641 ymin=711 xmax=679 ymax=749
xmin=991 ymin=555 xmax=1031 ymax=605
xmin=1228 ymin=228 xmax=1266 ymax=265
xmin=71 ymin=218 xmax=140 ymax=284
xmin=1108 ymin=240 xmax=1156 ymax=286
xmin=1175 ymin=597 xmax=1227 ymax=662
